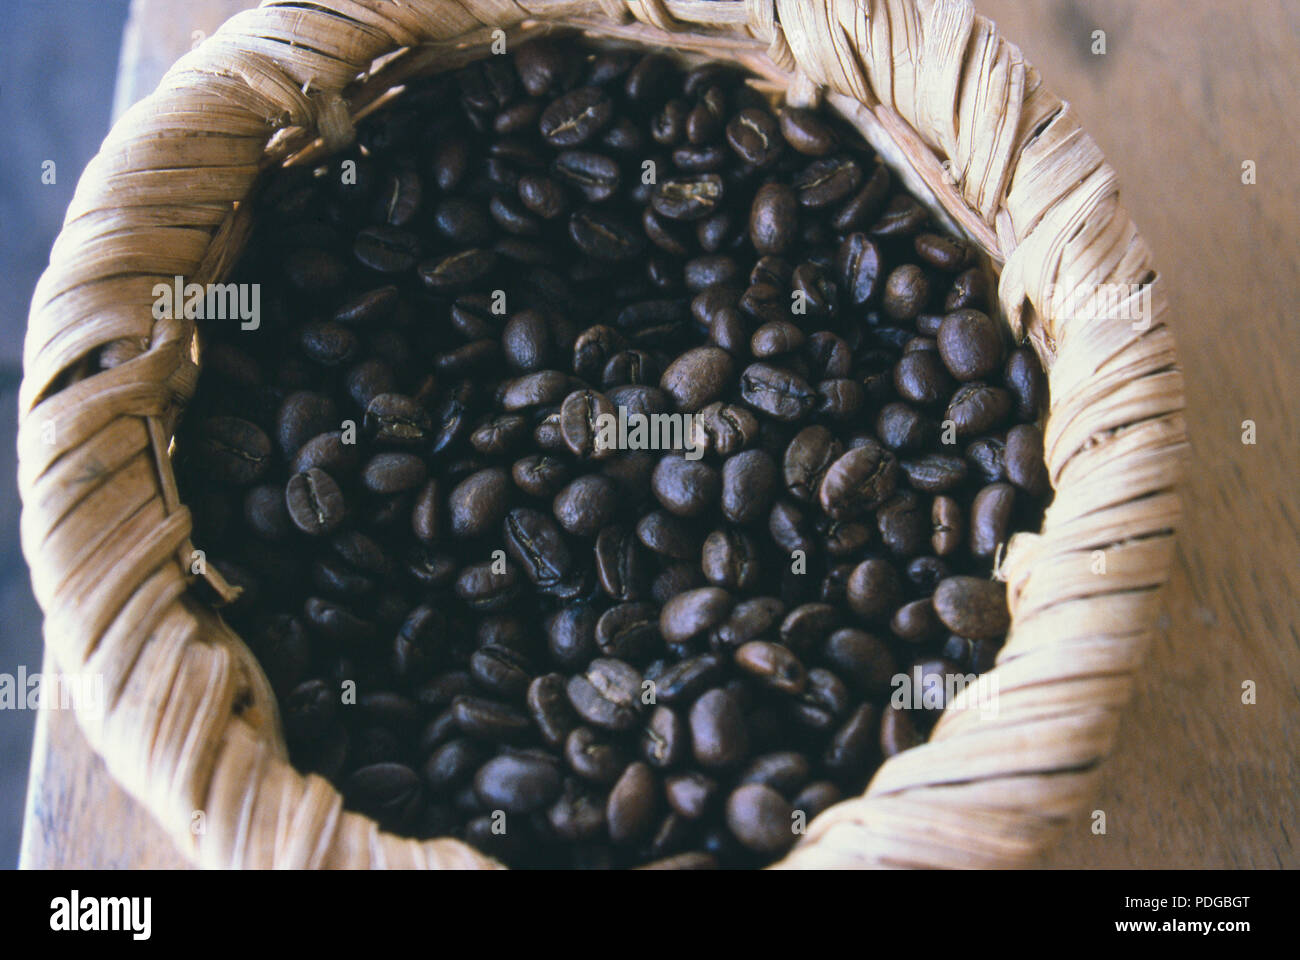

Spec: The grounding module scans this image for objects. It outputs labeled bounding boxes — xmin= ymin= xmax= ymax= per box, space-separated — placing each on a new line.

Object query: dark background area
xmin=0 ymin=0 xmax=131 ymax=868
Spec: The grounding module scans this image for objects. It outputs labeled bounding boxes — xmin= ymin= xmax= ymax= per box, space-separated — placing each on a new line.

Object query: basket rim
xmin=17 ymin=0 xmax=1186 ymax=870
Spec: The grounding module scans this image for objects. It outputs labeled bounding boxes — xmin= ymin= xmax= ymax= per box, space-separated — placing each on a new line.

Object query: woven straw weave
xmin=19 ymin=0 xmax=1187 ymax=869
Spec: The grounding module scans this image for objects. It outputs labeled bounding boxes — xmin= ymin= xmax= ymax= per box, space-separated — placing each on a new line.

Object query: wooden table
xmin=20 ymin=0 xmax=1299 ymax=869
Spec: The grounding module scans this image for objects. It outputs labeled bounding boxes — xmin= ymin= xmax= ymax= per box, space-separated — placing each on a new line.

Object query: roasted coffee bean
xmin=947 ymin=383 xmax=1012 ymax=438
xmin=740 ymin=363 xmax=817 ymax=422
xmin=778 ymin=603 xmax=839 ymax=654
xmin=653 ymin=174 xmax=725 ymax=221
xmin=1004 ymin=423 xmax=1049 ymax=495
xmin=569 ymin=209 xmax=644 ymax=260
xmin=540 ymin=87 xmax=613 ymax=146
xmin=779 ymin=107 xmax=838 ymax=156
xmin=915 ymin=232 xmax=969 ymax=271
xmin=567 ymin=658 xmax=644 ymax=732
xmin=882 ymin=264 xmax=929 ymax=321
xmin=286 ymin=468 xmax=346 ymax=535
xmin=739 ymin=752 xmax=811 ymax=797
xmin=607 ymin=762 xmax=658 ymax=843
xmin=726 ymin=784 xmax=795 ymax=854
xmin=823 ymin=703 xmax=878 ymax=774
xmin=565 ymin=726 xmax=629 ymax=784
xmin=470 ymin=644 xmax=533 ymax=700
xmin=692 ymin=402 xmax=759 ymax=457
xmin=664 ymin=773 xmax=718 ymax=820
xmin=726 ymin=108 xmax=782 ymax=167
xmin=595 ymin=603 xmax=660 ymax=661
xmin=474 ymin=753 xmax=562 ymax=813
xmin=452 ymin=695 xmax=532 ymax=742
xmin=423 ymin=739 xmax=484 ymax=794
xmin=969 ymin=482 xmax=1015 ymax=558
xmin=449 ymin=468 xmax=511 ymax=538
xmin=846 ymin=558 xmax=903 ymax=623
xmin=660 ymin=346 xmax=733 ymax=412
xmin=793 ymin=155 xmax=862 ymax=209
xmin=354 ymin=226 xmax=420 ymax=273
xmin=1005 ymin=346 xmax=1047 ymax=421
xmin=749 ymin=182 xmax=797 ymax=255
xmin=933 ymin=575 xmax=1010 ymax=639
xmin=931 ymin=495 xmax=963 ymax=555
xmin=690 ymin=688 xmax=748 ymax=769
xmin=876 ymin=402 xmax=930 ymax=452
xmin=945 ymin=266 xmax=989 ymax=311
xmin=547 ymin=780 xmax=608 ymax=842
xmin=629 ymin=704 xmax=686 ymax=771
xmin=720 ymin=450 xmax=778 ymax=525
xmin=701 ymin=529 xmax=761 ymax=592
xmin=637 ymin=509 xmax=701 ymax=560
xmin=937 ymin=309 xmax=1003 ymax=381
xmin=364 ymin=394 xmax=431 ymax=446
xmin=504 ymin=507 xmax=572 ymax=585
xmin=546 ymin=606 xmax=599 ymax=670
xmin=661 ymin=588 xmax=733 ymax=644
xmin=343 ymin=763 xmax=423 ymax=831
xmin=362 ymin=452 xmax=427 ymax=494
xmin=880 ymin=704 xmax=925 ymax=757
xmin=734 ymin=641 xmax=807 ymax=695
xmin=818 ymin=442 xmax=899 ymax=519
xmin=652 ymin=456 xmax=720 ymax=518
xmin=894 ymin=351 xmax=955 ymax=407
xmin=792 ymin=781 xmax=842 ymax=822
xmin=783 ymin=426 xmax=842 ymax=503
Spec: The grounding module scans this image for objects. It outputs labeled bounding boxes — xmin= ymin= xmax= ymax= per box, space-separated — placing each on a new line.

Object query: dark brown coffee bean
xmin=452 ymin=695 xmax=531 ymax=741
xmin=286 ymin=468 xmax=346 ymax=535
xmin=846 ymin=558 xmax=903 ymax=623
xmin=740 ymin=363 xmax=817 ymax=422
xmin=900 ymin=453 xmax=968 ymax=493
xmin=914 ymin=232 xmax=969 ymax=271
xmin=876 ymin=402 xmax=930 ymax=452
xmin=947 ymin=382 xmax=1012 ymax=437
xmin=749 ymin=182 xmax=797 ymax=255
xmin=880 ymin=704 xmax=925 ymax=757
xmin=640 ymin=706 xmax=688 ymax=769
xmin=661 ymin=587 xmax=734 ymax=644
xmin=607 ymin=762 xmax=658 ymax=843
xmin=504 ymin=507 xmax=572 ymax=585
xmin=343 ymin=763 xmax=423 ymax=831
xmin=701 ymin=529 xmax=761 ymax=592
xmin=593 ymin=602 xmax=659 ymax=661
xmin=1004 ymin=346 xmax=1047 ymax=421
xmin=740 ymin=752 xmax=811 ymax=797
xmin=567 ymin=658 xmax=644 ymax=732
xmin=883 ymin=264 xmax=929 ymax=321
xmin=818 ymin=442 xmax=899 ymax=519
xmin=364 ymin=393 xmax=431 ymax=447
xmin=726 ymin=108 xmax=782 ymax=167
xmin=792 ymin=781 xmax=842 ymax=822
xmin=969 ymin=482 xmax=1015 ymax=558
xmin=474 ymin=753 xmax=561 ymax=814
xmin=652 ymin=456 xmax=720 ymax=518
xmin=660 ymin=346 xmax=734 ymax=412
xmin=836 ymin=233 xmax=882 ymax=308
xmin=823 ymin=703 xmax=878 ymax=774
xmin=540 ymin=87 xmax=612 ymax=146
xmin=1004 ymin=423 xmax=1049 ymax=495
xmin=793 ymin=155 xmax=862 ymax=208
xmin=945 ymin=266 xmax=989 ymax=311
xmin=894 ymin=351 xmax=955 ymax=407
xmin=931 ymin=495 xmax=963 ymax=555
xmin=779 ymin=107 xmax=838 ymax=156
xmin=353 ymin=226 xmax=420 ymax=273
xmin=568 ymin=209 xmax=644 ymax=260
xmin=652 ymin=174 xmax=725 ymax=221
xmin=726 ymin=784 xmax=795 ymax=854
xmin=449 ymin=468 xmax=510 ymax=538
xmin=362 ymin=452 xmax=427 ymax=494
xmin=933 ymin=575 xmax=1010 ymax=639
xmin=937 ymin=309 xmax=1003 ymax=381
xmin=690 ymin=688 xmax=748 ymax=769
xmin=735 ymin=641 xmax=807 ymax=695
xmin=664 ymin=773 xmax=718 ymax=820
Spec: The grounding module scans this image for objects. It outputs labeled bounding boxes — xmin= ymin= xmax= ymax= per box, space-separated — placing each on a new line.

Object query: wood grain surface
xmin=19 ymin=0 xmax=1298 ymax=869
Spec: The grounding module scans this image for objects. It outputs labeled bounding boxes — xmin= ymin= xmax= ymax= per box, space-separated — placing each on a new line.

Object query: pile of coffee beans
xmin=172 ymin=36 xmax=1050 ymax=869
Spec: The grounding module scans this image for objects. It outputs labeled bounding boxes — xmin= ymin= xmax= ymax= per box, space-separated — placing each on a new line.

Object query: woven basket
xmin=19 ymin=0 xmax=1187 ymax=869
